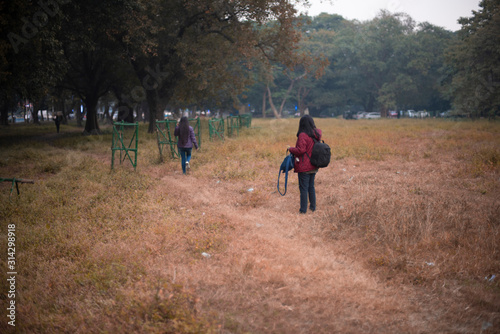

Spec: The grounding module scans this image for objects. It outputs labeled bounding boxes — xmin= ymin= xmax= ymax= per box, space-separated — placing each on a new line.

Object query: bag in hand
xmin=280 ymin=153 xmax=295 ymax=173
xmin=278 ymin=153 xmax=294 ymax=196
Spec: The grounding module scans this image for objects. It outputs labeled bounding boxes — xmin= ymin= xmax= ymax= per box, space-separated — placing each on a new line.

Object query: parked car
xmin=416 ymin=111 xmax=429 ymax=118
xmin=406 ymin=110 xmax=417 ymax=118
xmin=8 ymin=114 xmax=24 ymax=123
xmin=353 ymin=111 xmax=366 ymax=119
xmin=365 ymin=112 xmax=381 ymax=119
xmin=388 ymin=111 xmax=398 ymax=118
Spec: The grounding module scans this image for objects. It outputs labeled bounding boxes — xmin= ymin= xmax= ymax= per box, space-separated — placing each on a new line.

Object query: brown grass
xmin=0 ymin=118 xmax=499 ymax=333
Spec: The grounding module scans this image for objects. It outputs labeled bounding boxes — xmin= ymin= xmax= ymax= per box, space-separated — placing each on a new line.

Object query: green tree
xmin=406 ymin=22 xmax=454 ymax=113
xmin=352 ymin=11 xmax=417 ymax=115
xmin=293 ymin=23 xmax=331 ymax=115
xmin=304 ymin=12 xmax=453 ymax=116
xmin=247 ymin=15 xmax=330 ymax=119
xmin=0 ymin=0 xmax=65 ymax=125
xmin=445 ymin=0 xmax=500 ymax=118
xmin=55 ymin=0 xmax=134 ymax=134
xmin=300 ymin=18 xmax=352 ymax=116
xmin=121 ymin=0 xmax=309 ymax=132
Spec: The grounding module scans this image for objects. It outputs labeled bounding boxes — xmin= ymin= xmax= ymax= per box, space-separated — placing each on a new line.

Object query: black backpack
xmin=307 ymin=137 xmax=331 ymax=168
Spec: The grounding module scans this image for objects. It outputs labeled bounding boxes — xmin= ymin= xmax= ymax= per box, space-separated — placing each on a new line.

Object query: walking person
xmin=53 ymin=112 xmax=62 ymax=133
xmin=288 ymin=115 xmax=322 ymax=214
xmin=174 ymin=116 xmax=198 ymax=174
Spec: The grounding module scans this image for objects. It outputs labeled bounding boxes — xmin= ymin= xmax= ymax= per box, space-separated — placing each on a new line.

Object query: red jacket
xmin=288 ymin=129 xmax=322 ymax=173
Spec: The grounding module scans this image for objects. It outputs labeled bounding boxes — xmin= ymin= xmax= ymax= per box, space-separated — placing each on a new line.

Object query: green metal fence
xmin=111 ymin=121 xmax=138 ymax=170
xmin=239 ymin=114 xmax=252 ymax=128
xmin=1 ymin=177 xmax=34 ymax=198
xmin=227 ymin=116 xmax=240 ymax=137
xmin=156 ymin=119 xmax=179 ymax=161
xmin=208 ymin=118 xmax=225 ymax=141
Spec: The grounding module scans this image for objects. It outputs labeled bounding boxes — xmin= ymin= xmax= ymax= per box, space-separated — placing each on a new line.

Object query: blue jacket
xmin=174 ymin=125 xmax=198 ymax=149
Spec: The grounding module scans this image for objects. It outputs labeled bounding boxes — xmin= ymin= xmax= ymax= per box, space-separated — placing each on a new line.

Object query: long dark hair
xmin=296 ymin=115 xmax=318 ymax=138
xmin=178 ymin=116 xmax=190 ymax=146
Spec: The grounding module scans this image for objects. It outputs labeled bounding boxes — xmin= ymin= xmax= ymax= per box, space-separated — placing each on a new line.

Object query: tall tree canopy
xmin=69 ymin=0 xmax=308 ymax=133
xmin=0 ymin=0 xmax=66 ymax=125
xmin=1 ymin=0 xmax=309 ymax=132
xmin=252 ymin=11 xmax=454 ymax=117
xmin=4 ymin=3 xmax=496 ymax=125
xmin=445 ymin=0 xmax=500 ymax=118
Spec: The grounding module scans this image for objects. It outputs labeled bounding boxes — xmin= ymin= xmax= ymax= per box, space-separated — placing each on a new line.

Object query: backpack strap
xmin=305 ymin=135 xmax=319 ymax=161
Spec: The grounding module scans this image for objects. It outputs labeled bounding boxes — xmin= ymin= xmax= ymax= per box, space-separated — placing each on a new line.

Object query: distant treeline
xmin=241 ymin=4 xmax=499 ymax=119
xmin=1 ymin=1 xmax=498 ymax=134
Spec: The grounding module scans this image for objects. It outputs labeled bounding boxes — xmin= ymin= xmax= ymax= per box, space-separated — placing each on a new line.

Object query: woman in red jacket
xmin=288 ymin=115 xmax=322 ymax=214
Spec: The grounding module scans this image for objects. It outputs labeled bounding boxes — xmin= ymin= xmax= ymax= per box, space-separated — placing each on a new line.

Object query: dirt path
xmin=150 ymin=163 xmax=474 ymax=333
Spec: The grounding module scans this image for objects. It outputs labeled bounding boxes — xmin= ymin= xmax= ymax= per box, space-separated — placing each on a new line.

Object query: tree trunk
xmin=32 ymin=101 xmax=40 ymax=125
xmin=380 ymin=107 xmax=388 ymax=118
xmin=83 ymin=96 xmax=100 ymax=135
xmin=103 ymin=99 xmax=112 ymax=124
xmin=298 ymin=86 xmax=310 ymax=116
xmin=364 ymin=94 xmax=375 ymax=113
xmin=55 ymin=98 xmax=68 ymax=125
xmin=0 ymin=99 xmax=9 ymax=126
xmin=267 ymin=72 xmax=306 ymax=119
xmin=147 ymin=89 xmax=159 ymax=133
xmin=262 ymin=88 xmax=266 ymax=119
xmin=266 ymin=84 xmax=281 ymax=119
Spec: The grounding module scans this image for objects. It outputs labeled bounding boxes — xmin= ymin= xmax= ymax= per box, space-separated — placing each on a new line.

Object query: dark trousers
xmin=298 ymin=172 xmax=316 ymax=213
xmin=178 ymin=147 xmax=192 ymax=174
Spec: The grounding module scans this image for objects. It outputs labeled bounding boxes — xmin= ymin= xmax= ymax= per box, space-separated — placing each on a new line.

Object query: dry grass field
xmin=0 ymin=117 xmax=499 ymax=333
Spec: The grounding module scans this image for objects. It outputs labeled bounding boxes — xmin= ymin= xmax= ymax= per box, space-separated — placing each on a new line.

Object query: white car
xmin=365 ymin=112 xmax=381 ymax=119
xmin=406 ymin=110 xmax=417 ymax=118
xmin=416 ymin=111 xmax=429 ymax=118
xmin=354 ymin=111 xmax=367 ymax=119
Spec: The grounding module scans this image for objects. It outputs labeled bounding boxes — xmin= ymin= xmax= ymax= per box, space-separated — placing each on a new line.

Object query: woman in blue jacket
xmin=288 ymin=115 xmax=322 ymax=214
xmin=174 ymin=116 xmax=198 ymax=174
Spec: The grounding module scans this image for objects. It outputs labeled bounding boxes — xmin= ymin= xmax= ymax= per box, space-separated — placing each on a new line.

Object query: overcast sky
xmin=297 ymin=0 xmax=481 ymax=31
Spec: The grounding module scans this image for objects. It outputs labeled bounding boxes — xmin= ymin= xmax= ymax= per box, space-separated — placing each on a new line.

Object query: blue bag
xmin=277 ymin=152 xmax=294 ymax=196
